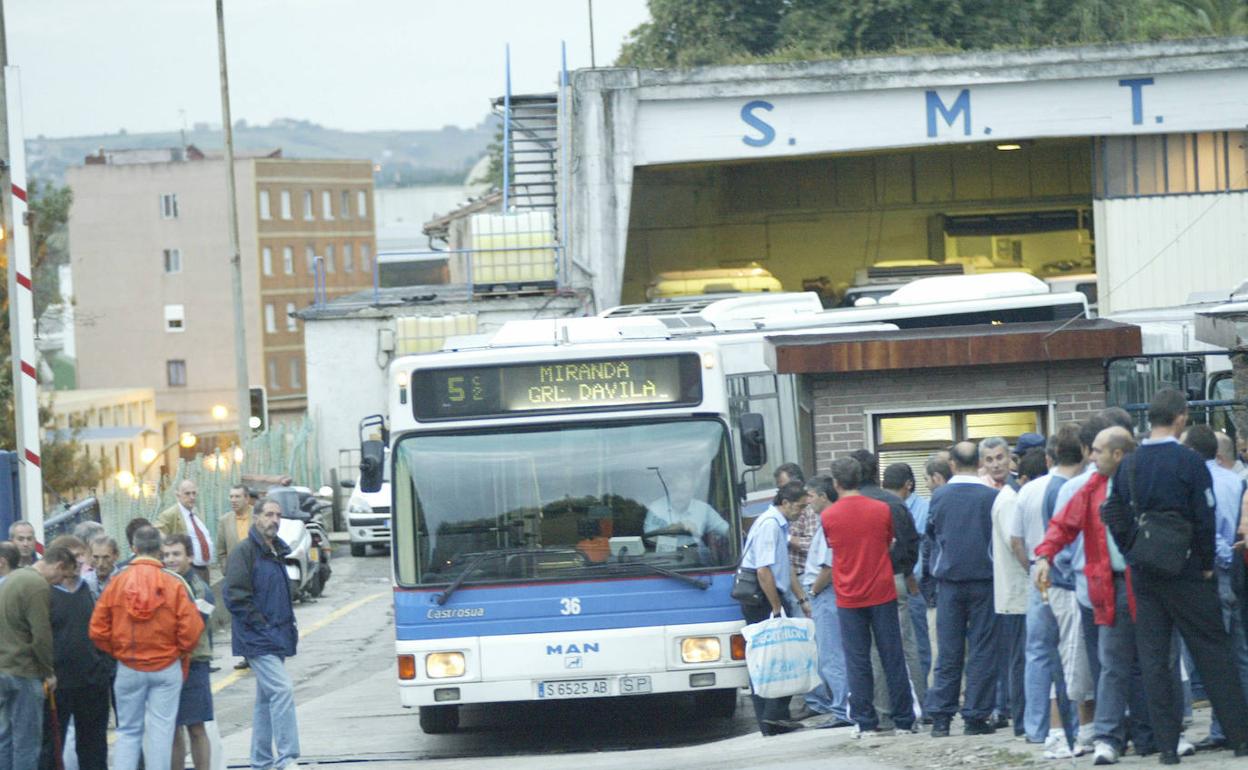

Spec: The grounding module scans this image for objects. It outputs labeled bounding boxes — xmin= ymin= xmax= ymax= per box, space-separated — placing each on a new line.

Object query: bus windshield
xmin=392 ymin=418 xmax=739 ymax=587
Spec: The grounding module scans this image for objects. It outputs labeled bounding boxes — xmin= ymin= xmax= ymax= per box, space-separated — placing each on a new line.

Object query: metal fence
xmin=94 ymin=417 xmax=320 ymax=547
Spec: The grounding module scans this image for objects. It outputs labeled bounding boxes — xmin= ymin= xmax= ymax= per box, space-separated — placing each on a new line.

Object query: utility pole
xmin=587 ymin=0 xmax=597 ymax=68
xmin=216 ymin=0 xmax=252 ymax=442
xmin=1 ymin=0 xmax=45 ymax=538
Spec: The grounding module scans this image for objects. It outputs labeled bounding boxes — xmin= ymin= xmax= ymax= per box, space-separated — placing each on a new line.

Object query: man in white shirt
xmin=991 ymin=447 xmax=1043 ymax=734
xmin=155 ymin=479 xmax=216 ymax=582
xmin=643 ymin=474 xmax=729 ymax=554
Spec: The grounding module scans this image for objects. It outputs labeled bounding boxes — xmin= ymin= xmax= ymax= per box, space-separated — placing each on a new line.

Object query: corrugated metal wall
xmin=1095 ymin=191 xmax=1248 ymax=314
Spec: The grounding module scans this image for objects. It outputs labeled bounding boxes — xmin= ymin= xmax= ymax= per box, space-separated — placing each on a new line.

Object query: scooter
xmin=268 ymin=486 xmax=333 ymax=602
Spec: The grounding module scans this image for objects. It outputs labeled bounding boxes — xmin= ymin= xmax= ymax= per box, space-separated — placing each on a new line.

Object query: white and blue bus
xmin=360 ymin=320 xmax=767 ymax=733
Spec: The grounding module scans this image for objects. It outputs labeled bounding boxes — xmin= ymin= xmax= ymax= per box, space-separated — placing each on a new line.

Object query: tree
xmin=616 ymin=0 xmax=1213 ymax=67
xmin=1172 ymin=0 xmax=1248 ymax=34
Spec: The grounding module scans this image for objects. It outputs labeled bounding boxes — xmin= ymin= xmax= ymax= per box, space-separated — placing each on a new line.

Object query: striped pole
xmin=4 ymin=65 xmax=43 ymax=538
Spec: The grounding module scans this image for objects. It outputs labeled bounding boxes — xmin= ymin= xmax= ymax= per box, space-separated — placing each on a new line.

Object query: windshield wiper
xmin=433 ymin=547 xmax=581 ymax=605
xmin=599 ymin=559 xmax=711 ymax=590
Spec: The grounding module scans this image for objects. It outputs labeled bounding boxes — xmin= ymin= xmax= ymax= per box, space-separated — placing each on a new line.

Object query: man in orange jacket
xmin=89 ymin=525 xmax=203 ymax=770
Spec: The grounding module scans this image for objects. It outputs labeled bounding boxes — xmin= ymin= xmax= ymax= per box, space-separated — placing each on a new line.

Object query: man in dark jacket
xmin=41 ymin=535 xmax=111 ymax=770
xmin=226 ymin=497 xmax=300 ymax=770
xmin=924 ymin=441 xmax=1000 ymax=737
xmin=1102 ymin=389 xmax=1248 ymax=763
xmin=850 ymin=449 xmax=923 ymax=727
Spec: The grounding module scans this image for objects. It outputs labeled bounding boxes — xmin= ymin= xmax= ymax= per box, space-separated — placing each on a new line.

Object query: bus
xmin=359 ymin=319 xmax=770 ymax=733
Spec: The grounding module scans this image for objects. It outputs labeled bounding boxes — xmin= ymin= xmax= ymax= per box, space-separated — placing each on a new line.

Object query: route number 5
xmin=560 ymin=597 xmax=581 ymax=615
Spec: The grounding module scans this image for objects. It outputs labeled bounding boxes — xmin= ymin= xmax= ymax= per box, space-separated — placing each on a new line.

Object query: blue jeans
xmin=803 ymin=589 xmax=848 ymax=720
xmin=1209 ymin=569 xmax=1248 ymax=742
xmin=839 ymin=600 xmax=914 ymax=731
xmin=113 ymin=660 xmax=182 ymax=770
xmin=909 ymin=591 xmax=932 ymax=686
xmin=926 ymin=579 xmax=997 ymax=723
xmin=0 ymin=672 xmax=45 ymax=770
xmin=249 ymin=654 xmax=301 ymax=769
xmin=1023 ymin=583 xmax=1074 ymax=741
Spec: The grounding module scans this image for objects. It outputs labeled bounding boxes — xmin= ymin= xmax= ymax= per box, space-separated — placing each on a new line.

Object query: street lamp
xmin=179 ymin=432 xmax=198 ymax=449
xmin=139 ymin=447 xmax=158 ymax=466
xmin=211 ymin=404 xmax=229 ymax=421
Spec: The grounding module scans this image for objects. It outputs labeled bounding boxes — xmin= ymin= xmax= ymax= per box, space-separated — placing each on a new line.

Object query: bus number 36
xmin=560 ymin=597 xmax=582 ymax=615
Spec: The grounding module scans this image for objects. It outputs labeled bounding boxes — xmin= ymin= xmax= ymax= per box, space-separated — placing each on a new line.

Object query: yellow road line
xmin=211 ymin=590 xmax=389 ymax=695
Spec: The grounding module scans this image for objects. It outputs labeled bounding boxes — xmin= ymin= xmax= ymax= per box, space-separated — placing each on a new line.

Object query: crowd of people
xmin=740 ymin=389 xmax=1248 ymax=766
xmin=0 ymin=486 xmax=303 ymax=770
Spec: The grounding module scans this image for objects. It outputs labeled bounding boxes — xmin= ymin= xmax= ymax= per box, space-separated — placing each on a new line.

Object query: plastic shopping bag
xmin=742 ymin=610 xmax=820 ymax=698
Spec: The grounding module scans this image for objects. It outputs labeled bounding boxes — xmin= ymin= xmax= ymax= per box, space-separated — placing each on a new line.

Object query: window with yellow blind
xmin=874 ymin=407 xmax=1044 ymax=497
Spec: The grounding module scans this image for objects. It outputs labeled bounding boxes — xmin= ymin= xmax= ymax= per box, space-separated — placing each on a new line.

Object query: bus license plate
xmin=619 ymin=675 xmax=651 ymax=694
xmin=537 ymin=679 xmax=608 ymax=699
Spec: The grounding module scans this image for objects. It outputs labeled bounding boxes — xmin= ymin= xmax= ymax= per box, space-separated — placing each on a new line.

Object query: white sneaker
xmin=1074 ymin=738 xmax=1094 ymax=756
xmin=1043 ymin=733 xmax=1075 ymax=759
xmin=1092 ymin=741 xmax=1119 ymax=765
xmin=1177 ymin=737 xmax=1196 ymax=757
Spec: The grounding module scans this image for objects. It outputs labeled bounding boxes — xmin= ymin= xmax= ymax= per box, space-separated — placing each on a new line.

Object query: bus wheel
xmin=694 ymin=688 xmax=738 ymax=719
xmin=419 ymin=705 xmax=460 ymax=734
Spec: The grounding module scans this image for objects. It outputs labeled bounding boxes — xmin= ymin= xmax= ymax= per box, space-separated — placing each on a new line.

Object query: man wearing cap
xmin=1014 ymin=433 xmax=1046 ymax=476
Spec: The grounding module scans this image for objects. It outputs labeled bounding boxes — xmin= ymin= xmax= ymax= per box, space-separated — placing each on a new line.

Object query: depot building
xmin=567 ymin=37 xmax=1248 ymax=314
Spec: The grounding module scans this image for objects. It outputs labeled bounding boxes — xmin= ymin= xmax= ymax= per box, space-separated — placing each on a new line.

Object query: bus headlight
xmin=348 ymin=500 xmax=372 ymax=514
xmin=681 ymin=637 xmax=721 ymax=663
xmin=426 ymin=652 xmax=466 ymax=678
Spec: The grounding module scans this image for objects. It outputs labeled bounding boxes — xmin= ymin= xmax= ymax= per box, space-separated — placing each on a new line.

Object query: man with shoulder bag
xmin=735 ymin=481 xmax=809 ymax=736
xmin=1100 ymin=389 xmax=1248 ymax=765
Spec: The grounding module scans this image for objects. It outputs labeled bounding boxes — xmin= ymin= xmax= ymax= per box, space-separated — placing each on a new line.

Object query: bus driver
xmin=643 ymin=473 xmax=730 ymax=553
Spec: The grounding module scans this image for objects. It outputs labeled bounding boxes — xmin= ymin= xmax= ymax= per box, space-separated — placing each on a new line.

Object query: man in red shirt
xmin=823 ymin=457 xmax=916 ymax=735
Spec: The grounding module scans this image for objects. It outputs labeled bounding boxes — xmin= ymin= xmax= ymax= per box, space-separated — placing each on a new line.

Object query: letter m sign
xmin=926 ymin=89 xmax=971 ymax=138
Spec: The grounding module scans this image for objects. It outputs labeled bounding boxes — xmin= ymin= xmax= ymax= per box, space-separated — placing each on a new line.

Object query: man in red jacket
xmin=89 ymin=525 xmax=203 ymax=770
xmin=1034 ymin=426 xmax=1168 ymax=765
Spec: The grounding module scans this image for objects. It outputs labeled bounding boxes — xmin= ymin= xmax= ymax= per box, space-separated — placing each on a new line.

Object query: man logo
xmin=565 ymin=655 xmax=583 ymax=669
xmin=545 ymin=642 xmax=599 ymax=655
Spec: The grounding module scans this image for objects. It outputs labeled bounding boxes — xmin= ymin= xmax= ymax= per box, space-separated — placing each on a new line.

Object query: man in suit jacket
xmin=216 ymin=484 xmax=254 ymax=572
xmin=155 ymin=479 xmax=215 ymax=582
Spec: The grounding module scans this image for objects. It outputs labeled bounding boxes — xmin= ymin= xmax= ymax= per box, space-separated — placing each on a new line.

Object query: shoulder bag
xmin=1124 ymin=455 xmax=1193 ymax=578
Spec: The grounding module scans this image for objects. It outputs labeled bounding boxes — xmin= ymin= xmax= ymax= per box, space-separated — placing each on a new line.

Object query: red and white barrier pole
xmin=4 ymin=65 xmax=43 ymax=540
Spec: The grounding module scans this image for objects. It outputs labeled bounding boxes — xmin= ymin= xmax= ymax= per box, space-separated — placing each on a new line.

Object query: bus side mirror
xmin=739 ymin=413 xmax=767 ymax=469
xmin=359 ymin=440 xmax=385 ymax=493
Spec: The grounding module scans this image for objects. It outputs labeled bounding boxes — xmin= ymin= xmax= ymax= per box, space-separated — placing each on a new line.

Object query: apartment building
xmin=69 ymin=147 xmax=375 ymax=436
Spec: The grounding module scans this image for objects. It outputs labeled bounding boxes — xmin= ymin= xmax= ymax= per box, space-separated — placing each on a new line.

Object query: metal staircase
xmin=495 ymin=93 xmax=559 ymax=214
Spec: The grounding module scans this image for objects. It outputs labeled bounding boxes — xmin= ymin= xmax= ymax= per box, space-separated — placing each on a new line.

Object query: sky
xmin=8 ymin=0 xmax=652 ymax=138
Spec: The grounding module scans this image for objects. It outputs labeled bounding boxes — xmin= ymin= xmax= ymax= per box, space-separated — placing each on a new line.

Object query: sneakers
xmin=1158 ymin=750 xmax=1180 ymax=765
xmin=1093 ymin=741 xmax=1120 ymax=765
xmin=964 ymin=718 xmax=996 ymax=736
xmin=1044 ymin=733 xmax=1075 ymax=760
xmin=1177 ymin=737 xmax=1196 ymax=757
xmin=931 ymin=721 xmax=951 ymax=738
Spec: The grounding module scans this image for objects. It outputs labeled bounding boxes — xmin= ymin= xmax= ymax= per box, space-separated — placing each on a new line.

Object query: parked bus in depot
xmin=357 ymin=319 xmax=773 ymax=734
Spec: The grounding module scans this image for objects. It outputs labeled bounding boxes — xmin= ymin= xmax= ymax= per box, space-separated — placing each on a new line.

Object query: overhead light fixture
xmin=996 ymin=143 xmax=1023 ymax=151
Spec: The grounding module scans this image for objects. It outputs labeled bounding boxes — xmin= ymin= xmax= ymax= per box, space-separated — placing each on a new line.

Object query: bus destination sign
xmin=411 ymin=354 xmax=702 ymax=420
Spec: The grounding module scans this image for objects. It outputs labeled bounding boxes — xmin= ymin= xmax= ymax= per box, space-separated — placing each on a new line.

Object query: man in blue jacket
xmin=226 ymin=497 xmax=300 ymax=770
xmin=924 ymin=441 xmax=1000 ymax=737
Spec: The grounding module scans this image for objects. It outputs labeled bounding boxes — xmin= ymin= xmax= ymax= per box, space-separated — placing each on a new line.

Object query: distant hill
xmin=27 ymin=116 xmax=498 ymax=188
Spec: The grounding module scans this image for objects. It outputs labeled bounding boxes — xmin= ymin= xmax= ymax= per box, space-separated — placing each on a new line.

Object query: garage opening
xmin=621 ymin=138 xmax=1094 ymax=306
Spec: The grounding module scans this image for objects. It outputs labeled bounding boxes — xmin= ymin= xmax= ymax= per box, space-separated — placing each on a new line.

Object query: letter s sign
xmin=741 ymin=100 xmax=775 ymax=147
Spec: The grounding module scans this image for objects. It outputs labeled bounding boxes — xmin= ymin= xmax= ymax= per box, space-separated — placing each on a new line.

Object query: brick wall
xmin=809 ymin=360 xmax=1106 ymax=474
